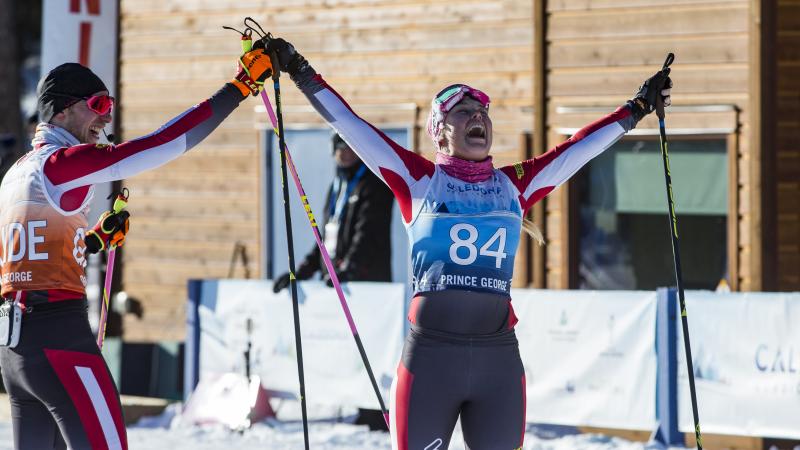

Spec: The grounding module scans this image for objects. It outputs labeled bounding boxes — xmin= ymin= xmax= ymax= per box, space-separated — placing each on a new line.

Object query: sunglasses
xmin=433 ymin=84 xmax=490 ymax=115
xmin=52 ymin=93 xmax=115 ymax=115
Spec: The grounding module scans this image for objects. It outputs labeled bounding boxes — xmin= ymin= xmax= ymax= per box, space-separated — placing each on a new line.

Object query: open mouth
xmin=466 ymin=124 xmax=486 ymax=143
xmin=88 ymin=126 xmax=103 ymax=140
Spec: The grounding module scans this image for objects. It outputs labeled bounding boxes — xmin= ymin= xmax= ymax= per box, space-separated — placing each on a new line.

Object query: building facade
xmin=117 ymin=0 xmax=798 ymax=342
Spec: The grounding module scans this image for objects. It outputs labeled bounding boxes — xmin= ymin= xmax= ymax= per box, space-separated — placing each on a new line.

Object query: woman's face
xmin=439 ymin=97 xmax=492 ymax=161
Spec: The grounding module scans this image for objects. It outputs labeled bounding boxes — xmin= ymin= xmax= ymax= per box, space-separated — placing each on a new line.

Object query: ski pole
xmin=258 ymin=89 xmax=391 ymax=428
xmin=97 ymin=189 xmax=129 ymax=349
xmin=656 ymin=53 xmax=703 ymax=449
xmin=246 ymin=28 xmax=312 ymax=449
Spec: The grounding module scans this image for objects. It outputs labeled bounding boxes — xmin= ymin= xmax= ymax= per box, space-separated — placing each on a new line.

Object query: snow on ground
xmin=0 ymin=401 xmax=689 ymax=450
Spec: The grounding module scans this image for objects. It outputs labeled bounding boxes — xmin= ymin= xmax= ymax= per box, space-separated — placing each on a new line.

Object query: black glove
xmin=264 ymin=38 xmax=316 ymax=81
xmin=272 ymin=272 xmax=292 ymax=293
xmin=627 ymin=70 xmax=673 ymax=123
xmin=272 ymin=264 xmax=316 ymax=293
xmin=85 ymin=210 xmax=130 ymax=254
xmin=322 ymin=270 xmax=349 ymax=288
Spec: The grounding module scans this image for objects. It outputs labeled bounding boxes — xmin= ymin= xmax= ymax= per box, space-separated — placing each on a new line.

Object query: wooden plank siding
xmin=776 ymin=0 xmax=800 ymax=290
xmin=545 ymin=0 xmax=753 ymax=289
xmin=118 ymin=0 xmax=534 ymax=341
xmin=117 ymin=0 xmax=794 ymax=341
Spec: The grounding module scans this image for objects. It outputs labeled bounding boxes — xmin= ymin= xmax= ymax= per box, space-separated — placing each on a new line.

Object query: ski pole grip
xmin=661 ymin=52 xmax=675 ymax=73
xmin=265 ymin=36 xmax=282 ymax=81
xmin=241 ymin=35 xmax=253 ymax=53
xmin=656 ymin=52 xmax=674 ymax=119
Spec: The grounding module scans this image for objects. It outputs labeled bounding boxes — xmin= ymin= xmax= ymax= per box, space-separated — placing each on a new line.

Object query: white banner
xmin=198 ymin=280 xmax=405 ymax=409
xmin=678 ymin=291 xmax=800 ymax=439
xmin=42 ymin=0 xmax=118 ymax=99
xmin=513 ymin=289 xmax=657 ymax=430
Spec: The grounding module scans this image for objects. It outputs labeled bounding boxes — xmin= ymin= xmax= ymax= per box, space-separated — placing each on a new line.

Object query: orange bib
xmin=0 ymin=147 xmax=91 ymax=296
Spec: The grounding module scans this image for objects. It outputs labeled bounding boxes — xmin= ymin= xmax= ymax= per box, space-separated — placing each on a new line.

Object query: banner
xmin=197 ymin=280 xmax=406 ymax=409
xmin=677 ymin=291 xmax=800 ymax=439
xmin=513 ymin=289 xmax=657 ymax=430
xmin=42 ymin=0 xmax=118 ymax=86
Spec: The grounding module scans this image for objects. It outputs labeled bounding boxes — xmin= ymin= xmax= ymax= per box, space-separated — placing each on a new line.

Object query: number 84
xmin=449 ymin=224 xmax=507 ymax=269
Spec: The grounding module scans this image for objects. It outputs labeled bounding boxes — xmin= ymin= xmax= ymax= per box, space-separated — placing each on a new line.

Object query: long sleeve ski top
xmin=35 ymin=84 xmax=244 ymax=212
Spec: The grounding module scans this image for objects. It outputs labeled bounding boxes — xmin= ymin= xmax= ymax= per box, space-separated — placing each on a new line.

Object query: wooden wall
xmin=118 ymin=0 xmax=796 ymax=341
xmin=543 ymin=0 xmax=753 ymax=288
xmin=118 ymin=0 xmax=534 ymax=341
xmin=776 ymin=0 xmax=800 ymax=290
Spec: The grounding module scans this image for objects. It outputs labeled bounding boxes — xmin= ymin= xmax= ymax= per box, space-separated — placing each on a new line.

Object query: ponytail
xmin=522 ymin=218 xmax=544 ymax=245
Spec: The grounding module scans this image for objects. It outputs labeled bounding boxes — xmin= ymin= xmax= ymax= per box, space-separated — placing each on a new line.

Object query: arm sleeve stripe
xmin=500 ymin=106 xmax=630 ymax=210
xmin=44 ymin=101 xmax=212 ymax=186
xmin=380 ymin=167 xmax=414 ymax=223
xmin=309 ymin=77 xmax=434 ymax=186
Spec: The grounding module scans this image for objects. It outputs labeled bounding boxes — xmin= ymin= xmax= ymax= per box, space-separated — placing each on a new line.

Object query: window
xmin=577 ymin=138 xmax=728 ymax=290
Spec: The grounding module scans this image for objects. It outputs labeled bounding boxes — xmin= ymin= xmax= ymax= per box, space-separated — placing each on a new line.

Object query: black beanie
xmin=37 ymin=63 xmax=108 ymax=123
xmin=332 ymin=133 xmax=347 ymax=153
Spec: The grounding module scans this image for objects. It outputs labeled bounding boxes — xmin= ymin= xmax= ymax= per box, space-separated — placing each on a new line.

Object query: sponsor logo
xmin=547 ymin=310 xmax=579 ymax=343
xmin=600 ymin=314 xmax=623 ymax=358
xmin=424 ymin=439 xmax=443 ymax=450
xmin=755 ymin=345 xmax=798 ymax=374
xmin=445 ymin=182 xmax=502 ymax=196
xmin=246 ymin=51 xmax=263 ymax=69
xmin=513 ymin=162 xmax=524 ymax=179
xmin=301 ymin=196 xmax=317 ymax=227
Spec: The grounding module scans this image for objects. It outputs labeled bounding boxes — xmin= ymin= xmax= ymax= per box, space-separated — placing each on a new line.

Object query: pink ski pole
xmin=97 ymin=190 xmax=129 ymax=349
xmin=260 ymin=90 xmax=390 ymax=428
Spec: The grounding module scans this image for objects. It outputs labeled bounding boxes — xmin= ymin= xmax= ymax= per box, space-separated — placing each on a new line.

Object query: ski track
xmin=0 ymin=408 xmax=688 ymax=450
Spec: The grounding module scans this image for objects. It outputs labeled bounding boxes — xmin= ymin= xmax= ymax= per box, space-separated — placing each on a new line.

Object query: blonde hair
xmin=522 ymin=218 xmax=544 ymax=245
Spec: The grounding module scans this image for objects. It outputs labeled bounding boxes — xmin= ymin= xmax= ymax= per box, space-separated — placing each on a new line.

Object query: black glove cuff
xmin=85 ymin=233 xmax=103 ymax=254
xmin=295 ymin=262 xmax=317 ymax=280
xmin=626 ymin=99 xmax=648 ymax=124
xmin=288 ymin=58 xmax=317 ymax=89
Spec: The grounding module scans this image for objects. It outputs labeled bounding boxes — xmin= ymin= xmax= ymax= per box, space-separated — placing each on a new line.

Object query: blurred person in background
xmin=272 ymin=133 xmax=394 ymax=293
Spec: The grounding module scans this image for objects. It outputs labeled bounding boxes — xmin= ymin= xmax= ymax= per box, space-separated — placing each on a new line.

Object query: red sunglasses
xmin=53 ymin=93 xmax=115 ymax=115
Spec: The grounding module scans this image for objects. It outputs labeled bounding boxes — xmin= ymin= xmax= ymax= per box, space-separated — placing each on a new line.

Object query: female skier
xmin=0 ymin=46 xmax=273 ymax=448
xmin=265 ymin=38 xmax=671 ymax=449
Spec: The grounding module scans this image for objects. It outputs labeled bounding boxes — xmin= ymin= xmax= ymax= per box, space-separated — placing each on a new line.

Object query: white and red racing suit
xmin=293 ymin=72 xmax=637 ymax=449
xmin=0 ymin=83 xmax=245 ymax=450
